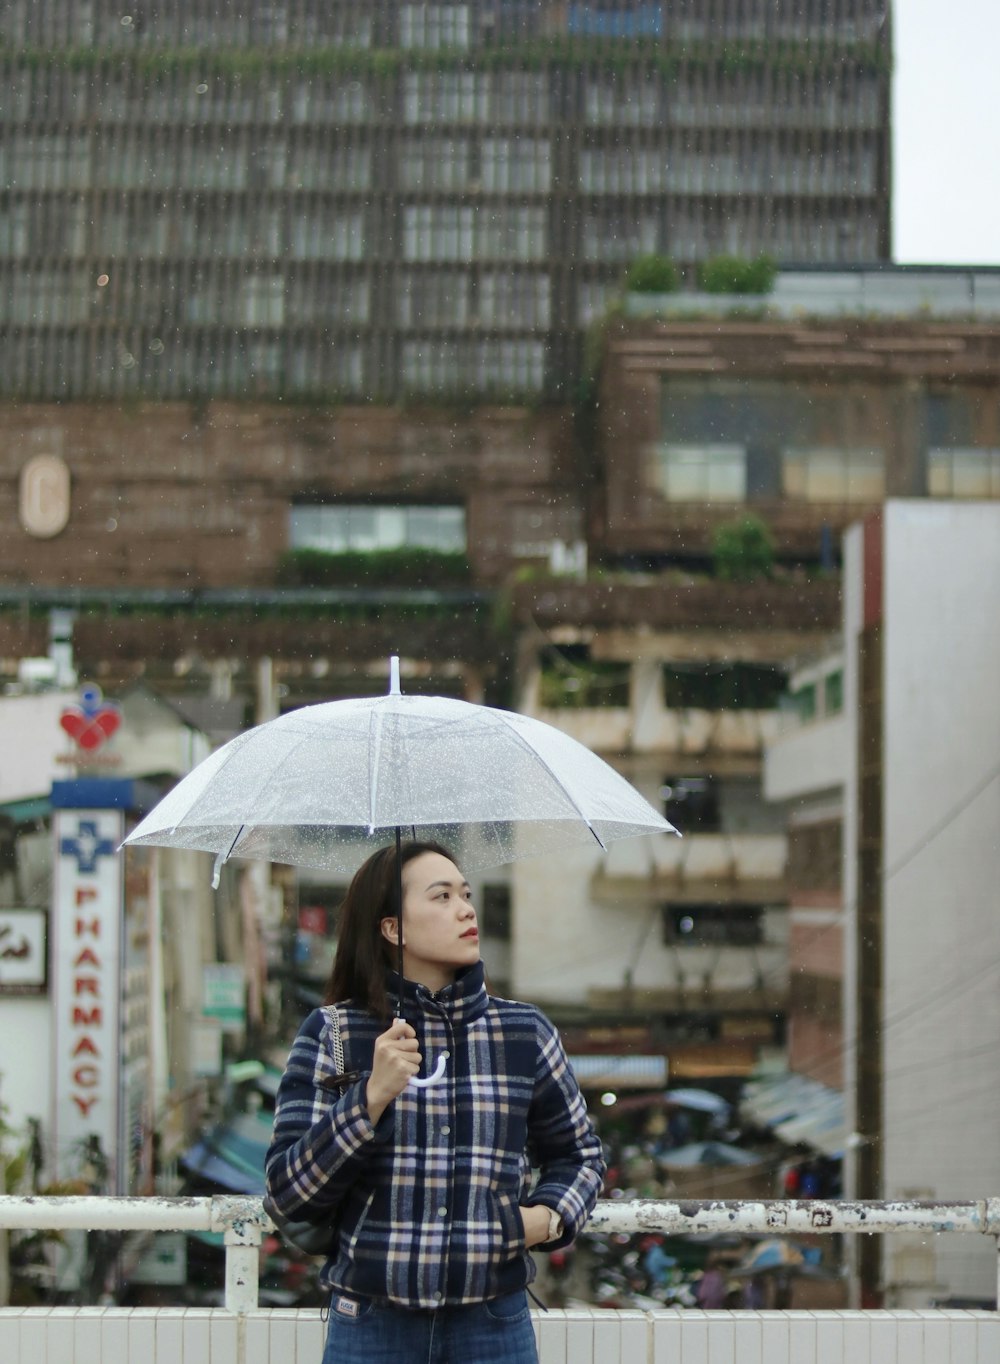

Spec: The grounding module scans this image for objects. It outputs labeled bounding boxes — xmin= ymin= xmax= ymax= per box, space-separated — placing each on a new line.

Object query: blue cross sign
xmin=60 ymin=819 xmax=116 ymax=874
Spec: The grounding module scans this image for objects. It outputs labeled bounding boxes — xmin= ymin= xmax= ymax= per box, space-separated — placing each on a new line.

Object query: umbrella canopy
xmin=124 ymin=666 xmax=678 ymax=879
xmin=661 ymin=1141 xmax=763 ymax=1169
xmin=124 ymin=660 xmax=678 ymax=1085
xmin=730 ymin=1238 xmax=819 ymax=1277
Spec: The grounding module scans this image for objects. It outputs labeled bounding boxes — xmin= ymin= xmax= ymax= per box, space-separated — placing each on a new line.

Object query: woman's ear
xmin=380 ymin=916 xmax=400 ymax=946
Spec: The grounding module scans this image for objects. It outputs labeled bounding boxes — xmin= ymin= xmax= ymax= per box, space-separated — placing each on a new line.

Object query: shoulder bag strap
xmin=319 ymin=1003 xmax=359 ymax=1089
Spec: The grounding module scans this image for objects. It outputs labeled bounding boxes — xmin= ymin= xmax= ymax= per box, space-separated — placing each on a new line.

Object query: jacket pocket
xmin=342 ymin=1187 xmax=376 ymax=1257
xmin=490 ymin=1189 xmax=526 ymax=1260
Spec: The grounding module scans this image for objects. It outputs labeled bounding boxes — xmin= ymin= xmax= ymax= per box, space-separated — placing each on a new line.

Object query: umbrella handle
xmin=407 ymin=1053 xmax=448 ymax=1089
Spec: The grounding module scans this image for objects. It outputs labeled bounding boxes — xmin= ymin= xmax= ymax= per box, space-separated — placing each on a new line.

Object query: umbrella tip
xmin=389 ymin=655 xmax=401 ymax=696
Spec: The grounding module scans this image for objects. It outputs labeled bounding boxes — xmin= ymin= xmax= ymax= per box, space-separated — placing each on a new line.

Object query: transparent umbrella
xmin=124 ymin=657 xmax=677 ymax=880
xmin=124 ymin=658 xmax=678 ymax=1083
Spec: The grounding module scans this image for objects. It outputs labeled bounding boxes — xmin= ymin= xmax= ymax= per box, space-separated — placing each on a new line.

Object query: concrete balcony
xmin=528 ymin=704 xmax=786 ymax=758
xmin=765 ymin=713 xmax=849 ymax=803
xmin=512 ymin=579 xmax=841 ymax=636
xmin=594 ymin=833 xmax=788 ymax=904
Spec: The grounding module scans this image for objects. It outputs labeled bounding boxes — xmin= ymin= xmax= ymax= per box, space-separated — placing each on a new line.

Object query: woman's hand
xmin=520 ymin=1204 xmax=555 ymax=1249
xmin=365 ymin=1019 xmax=421 ymax=1124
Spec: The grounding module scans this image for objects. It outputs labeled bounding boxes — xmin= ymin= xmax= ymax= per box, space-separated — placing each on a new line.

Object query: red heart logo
xmin=61 ymin=707 xmax=121 ymax=751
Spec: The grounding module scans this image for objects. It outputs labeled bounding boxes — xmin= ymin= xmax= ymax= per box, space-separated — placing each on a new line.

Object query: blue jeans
xmin=320 ymin=1289 xmax=539 ymax=1364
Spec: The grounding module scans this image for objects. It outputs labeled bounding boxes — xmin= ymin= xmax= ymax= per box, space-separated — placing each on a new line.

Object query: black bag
xmin=265 ymin=1004 xmax=358 ymax=1258
xmin=263 ymin=1191 xmax=339 ymax=1258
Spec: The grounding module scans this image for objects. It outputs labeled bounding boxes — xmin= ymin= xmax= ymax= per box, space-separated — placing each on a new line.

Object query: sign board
xmin=130 ymin=1232 xmax=188 ymax=1287
xmin=0 ymin=908 xmax=47 ymax=994
xmin=568 ymin=1054 xmax=669 ymax=1089
xmin=190 ymin=1019 xmax=224 ymax=1078
xmin=203 ymin=962 xmax=246 ymax=1031
xmin=19 ymin=453 xmax=71 ymax=538
xmin=51 ymin=809 xmax=124 ymax=1184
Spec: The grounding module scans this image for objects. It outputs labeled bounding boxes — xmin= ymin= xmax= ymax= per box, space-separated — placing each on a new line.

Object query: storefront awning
xmin=0 ymin=796 xmax=51 ymax=824
xmin=180 ymin=1110 xmax=274 ymax=1195
xmin=740 ymin=1071 xmax=846 ymax=1158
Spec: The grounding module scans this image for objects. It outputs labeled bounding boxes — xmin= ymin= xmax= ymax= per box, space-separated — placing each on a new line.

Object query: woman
xmin=265 ymin=840 xmax=605 ymax=1364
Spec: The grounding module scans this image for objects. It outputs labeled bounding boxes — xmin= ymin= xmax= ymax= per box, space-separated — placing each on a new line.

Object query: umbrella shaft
xmin=395 ymin=826 xmax=404 ymax=1019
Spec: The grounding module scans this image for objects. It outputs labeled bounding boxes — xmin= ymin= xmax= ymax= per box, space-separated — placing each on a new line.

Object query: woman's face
xmin=382 ymin=850 xmax=480 ymax=991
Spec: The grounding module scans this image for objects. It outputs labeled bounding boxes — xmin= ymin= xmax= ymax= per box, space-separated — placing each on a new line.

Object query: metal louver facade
xmin=0 ymin=0 xmax=892 ymax=400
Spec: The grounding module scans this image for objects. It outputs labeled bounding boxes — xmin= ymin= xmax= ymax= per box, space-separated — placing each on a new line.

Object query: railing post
xmin=984 ymin=1198 xmax=1000 ymax=1310
xmin=211 ymin=1196 xmax=267 ymax=1314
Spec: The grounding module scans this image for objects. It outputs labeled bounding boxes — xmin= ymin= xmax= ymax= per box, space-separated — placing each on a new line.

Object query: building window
xmin=400 ymin=4 xmax=471 ymax=49
xmin=476 ymin=207 xmax=547 ymax=261
xmin=398 ymin=138 xmax=472 ymax=191
xmin=568 ymin=4 xmax=663 ymax=38
xmin=474 ymin=340 xmax=545 ymax=390
xmin=399 ymin=272 xmax=471 ymax=328
xmin=289 ymin=211 xmax=366 ymax=261
xmin=788 ymin=682 xmax=817 ymax=723
xmin=581 ymin=210 xmax=659 ymax=262
xmin=242 ymin=272 xmax=285 ymax=326
xmin=539 ymin=650 xmax=630 ymax=708
xmin=786 ymin=820 xmax=841 ymax=895
xmin=287 ymin=143 xmax=371 ymax=192
xmin=290 ymin=81 xmax=369 ymax=124
xmin=481 ymin=138 xmax=552 ymax=193
xmin=654 ymin=443 xmax=747 ymax=502
xmin=662 ymin=904 xmax=765 ymax=948
xmin=579 ymin=148 xmax=669 ymax=194
xmin=481 ymin=884 xmax=511 ymax=941
xmin=404 ymin=71 xmax=484 ymax=123
xmin=287 ymin=276 xmax=370 ymax=325
xmin=403 ymin=206 xmax=475 ymax=262
xmin=290 ymin=504 xmax=466 ymax=554
xmin=403 ymin=72 xmax=548 ymax=125
xmin=577 ymin=280 xmax=617 ymax=324
xmin=287 ymin=341 xmax=364 ymax=394
xmin=402 ymin=339 xmax=464 ymax=389
xmin=584 ymin=77 xmax=662 ymax=126
xmin=783 ymin=447 xmax=885 ymax=501
xmin=478 ymin=273 xmax=551 ymax=329
xmin=824 ymin=669 xmax=844 ymax=716
xmin=662 ymin=663 xmax=786 ymax=711
xmin=661 ymin=776 xmax=720 ymax=832
xmin=927 ymin=447 xmax=1000 ymax=498
xmin=6 ymin=266 xmax=91 ymax=325
xmin=402 ymin=338 xmax=545 ymax=393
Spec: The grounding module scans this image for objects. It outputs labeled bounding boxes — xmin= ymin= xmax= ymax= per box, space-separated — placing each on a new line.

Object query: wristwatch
xmin=543 ymin=1208 xmax=564 ymax=1243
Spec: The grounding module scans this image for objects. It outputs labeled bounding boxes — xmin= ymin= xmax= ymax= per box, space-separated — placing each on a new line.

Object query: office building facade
xmin=1 ymin=0 xmax=892 ymax=400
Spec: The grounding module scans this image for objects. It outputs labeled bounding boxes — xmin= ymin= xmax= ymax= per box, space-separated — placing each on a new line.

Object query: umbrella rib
xmin=367 ymin=703 xmax=385 ymax=834
xmin=211 ymin=824 xmax=245 ymax=888
xmin=488 ymin=710 xmax=608 ymax=850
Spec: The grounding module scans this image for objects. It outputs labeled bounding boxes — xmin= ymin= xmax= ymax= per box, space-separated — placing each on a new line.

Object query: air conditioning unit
xmin=548 ymin=539 xmax=587 ymax=580
xmin=17 ymin=657 xmax=59 ymax=689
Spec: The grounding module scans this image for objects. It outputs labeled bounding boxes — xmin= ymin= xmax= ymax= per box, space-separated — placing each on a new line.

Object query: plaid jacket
xmin=264 ymin=961 xmax=605 ymax=1308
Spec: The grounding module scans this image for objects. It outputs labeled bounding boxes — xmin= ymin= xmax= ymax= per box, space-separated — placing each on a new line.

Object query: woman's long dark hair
xmin=324 ymin=839 xmax=457 ymax=1018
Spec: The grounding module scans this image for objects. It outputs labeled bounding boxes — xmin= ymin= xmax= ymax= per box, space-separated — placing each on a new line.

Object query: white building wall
xmin=0 ymin=691 xmax=74 ymax=802
xmin=764 ymin=713 xmax=849 ymax=804
xmin=841 ymin=521 xmax=863 ymax=1220
xmin=515 ymin=660 xmax=790 ymax=1011
xmin=0 ymin=997 xmax=51 ymax=1135
xmin=880 ymin=502 xmax=1000 ymax=1303
xmin=511 ymin=841 xmax=788 ymax=1008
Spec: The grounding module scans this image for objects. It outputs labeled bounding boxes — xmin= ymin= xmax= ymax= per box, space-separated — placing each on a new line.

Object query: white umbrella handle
xmin=408 ymin=1053 xmax=448 ymax=1089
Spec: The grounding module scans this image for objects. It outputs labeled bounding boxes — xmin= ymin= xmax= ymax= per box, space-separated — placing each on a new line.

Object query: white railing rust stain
xmin=2 ymin=1194 xmax=1000 ymax=1313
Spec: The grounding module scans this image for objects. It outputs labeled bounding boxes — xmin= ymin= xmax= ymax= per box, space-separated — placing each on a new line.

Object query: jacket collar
xmin=388 ymin=960 xmax=489 ymax=1027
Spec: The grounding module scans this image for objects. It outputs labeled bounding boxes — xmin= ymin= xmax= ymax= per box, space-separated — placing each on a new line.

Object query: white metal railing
xmin=2 ymin=1194 xmax=1000 ymax=1314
